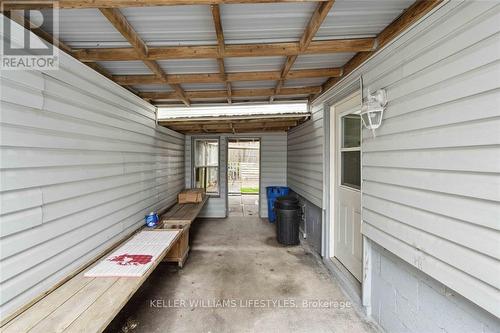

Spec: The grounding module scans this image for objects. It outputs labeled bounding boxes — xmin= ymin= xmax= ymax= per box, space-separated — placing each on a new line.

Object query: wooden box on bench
xmin=178 ymin=188 xmax=205 ymax=204
xmin=162 ymin=222 xmax=190 ymax=268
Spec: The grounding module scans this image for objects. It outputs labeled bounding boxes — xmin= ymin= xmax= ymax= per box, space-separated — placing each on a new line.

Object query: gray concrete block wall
xmin=370 ymin=242 xmax=500 ymax=333
xmin=292 ymin=192 xmax=322 ymax=255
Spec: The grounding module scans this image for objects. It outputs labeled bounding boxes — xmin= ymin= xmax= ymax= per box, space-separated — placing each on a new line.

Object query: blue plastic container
xmin=266 ymin=186 xmax=290 ymax=222
xmin=145 ymin=212 xmax=159 ymax=228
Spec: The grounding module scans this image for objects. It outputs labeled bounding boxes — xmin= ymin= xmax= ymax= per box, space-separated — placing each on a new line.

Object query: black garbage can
xmin=275 ymin=196 xmax=300 ymax=246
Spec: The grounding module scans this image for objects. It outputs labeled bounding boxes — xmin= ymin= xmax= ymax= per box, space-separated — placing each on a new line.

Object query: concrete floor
xmin=105 ymin=217 xmax=377 ymax=333
xmin=228 ymin=195 xmax=259 ymax=217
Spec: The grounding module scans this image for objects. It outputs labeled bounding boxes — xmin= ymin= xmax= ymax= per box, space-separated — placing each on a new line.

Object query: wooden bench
xmin=1 ymin=229 xmax=181 ymax=333
xmin=160 ymin=195 xmax=208 ymax=225
xmin=1 ymin=197 xmax=208 ymax=333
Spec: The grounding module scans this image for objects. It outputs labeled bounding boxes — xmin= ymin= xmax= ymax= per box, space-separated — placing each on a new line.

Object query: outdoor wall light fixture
xmin=360 ymin=88 xmax=387 ymax=136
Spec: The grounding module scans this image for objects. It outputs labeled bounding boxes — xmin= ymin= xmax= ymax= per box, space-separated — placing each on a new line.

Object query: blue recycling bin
xmin=266 ymin=186 xmax=290 ymax=222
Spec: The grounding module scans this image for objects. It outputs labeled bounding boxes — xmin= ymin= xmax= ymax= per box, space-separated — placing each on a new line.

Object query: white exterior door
xmin=330 ymin=92 xmax=363 ymax=282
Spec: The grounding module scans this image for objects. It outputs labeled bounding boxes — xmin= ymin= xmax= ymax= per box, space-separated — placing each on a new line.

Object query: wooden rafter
xmin=99 ymin=8 xmax=190 ymax=106
xmin=211 ymin=4 xmax=231 ymax=103
xmin=270 ymin=0 xmax=335 ymax=102
xmin=72 ymin=38 xmax=375 ymax=61
xmin=2 ymin=0 xmax=329 ymax=10
xmin=318 ymin=0 xmax=443 ymax=98
xmin=139 ymin=86 xmax=321 ymax=100
xmin=112 ymin=67 xmax=342 ymax=85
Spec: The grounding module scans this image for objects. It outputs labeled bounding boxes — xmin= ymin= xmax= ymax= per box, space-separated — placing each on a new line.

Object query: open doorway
xmin=227 ymin=138 xmax=260 ymax=217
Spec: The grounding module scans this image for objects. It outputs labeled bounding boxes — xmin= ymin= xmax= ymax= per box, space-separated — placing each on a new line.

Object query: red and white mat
xmin=84 ymin=230 xmax=179 ymax=278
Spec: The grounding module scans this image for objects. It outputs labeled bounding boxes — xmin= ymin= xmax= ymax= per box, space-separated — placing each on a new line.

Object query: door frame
xmin=225 ymin=137 xmax=262 ymax=218
xmin=323 ymin=90 xmax=372 ymax=314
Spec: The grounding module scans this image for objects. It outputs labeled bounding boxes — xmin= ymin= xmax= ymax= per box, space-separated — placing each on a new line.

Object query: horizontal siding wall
xmin=319 ymin=0 xmax=500 ymax=319
xmin=0 ymin=21 xmax=185 ymax=319
xmin=259 ymin=133 xmax=287 ymax=217
xmin=185 ymin=133 xmax=287 ymax=218
xmin=287 ymin=104 xmax=324 ymax=208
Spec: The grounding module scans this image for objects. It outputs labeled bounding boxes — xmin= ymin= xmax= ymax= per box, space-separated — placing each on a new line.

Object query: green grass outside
xmin=240 ymin=187 xmax=259 ymax=194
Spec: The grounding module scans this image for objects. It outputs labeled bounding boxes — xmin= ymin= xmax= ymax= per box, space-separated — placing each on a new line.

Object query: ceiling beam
xmin=2 ymin=0 xmax=329 ymax=10
xmin=99 ymin=8 xmax=148 ymax=57
xmin=168 ymin=120 xmax=298 ymax=131
xmin=140 ymin=86 xmax=321 ymax=99
xmin=99 ymin=8 xmax=190 ymax=106
xmin=270 ymin=0 xmax=335 ymax=102
xmin=112 ymin=68 xmax=342 ymax=85
xmin=318 ymin=0 xmax=443 ymax=97
xmin=72 ymin=38 xmax=375 ymax=61
xmin=211 ymin=4 xmax=231 ymax=104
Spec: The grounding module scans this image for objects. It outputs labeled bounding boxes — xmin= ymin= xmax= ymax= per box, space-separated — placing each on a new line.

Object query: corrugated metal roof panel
xmin=221 ymin=3 xmax=316 ymax=44
xmin=121 ymin=6 xmax=217 ymax=46
xmin=292 ymin=53 xmax=356 ymax=70
xmin=316 ymin=0 xmax=415 ymax=39
xmin=182 ymin=83 xmax=227 ymax=90
xmin=96 ymin=61 xmax=151 ymax=75
xmin=284 ymin=77 xmax=326 ymax=88
xmin=37 ymin=1 xmax=417 ymax=104
xmin=231 ymin=81 xmax=277 ymax=89
xmin=43 ymin=9 xmax=128 ymax=48
xmin=225 ymin=56 xmax=285 ymax=72
xmin=158 ymin=59 xmax=219 ymax=74
xmin=132 ymin=84 xmax=173 ymax=92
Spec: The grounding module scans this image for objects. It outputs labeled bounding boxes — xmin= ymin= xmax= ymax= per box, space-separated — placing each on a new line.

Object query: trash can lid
xmin=275 ymin=196 xmax=299 ymax=209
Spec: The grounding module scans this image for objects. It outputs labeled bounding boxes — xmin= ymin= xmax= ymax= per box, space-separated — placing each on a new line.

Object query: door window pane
xmin=342 ymin=115 xmax=361 ymax=148
xmin=341 ymin=151 xmax=360 ymax=190
xmin=194 ymin=139 xmax=219 ymax=194
xmin=340 ymin=114 xmax=361 ymax=190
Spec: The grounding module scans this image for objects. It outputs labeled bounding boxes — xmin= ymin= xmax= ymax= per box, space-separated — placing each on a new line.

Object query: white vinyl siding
xmin=319 ymin=1 xmax=500 ymax=317
xmin=259 ymin=133 xmax=288 ymax=217
xmin=287 ymin=104 xmax=324 ymax=208
xmin=0 ymin=26 xmax=184 ymax=318
xmin=185 ymin=133 xmax=287 ymax=218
